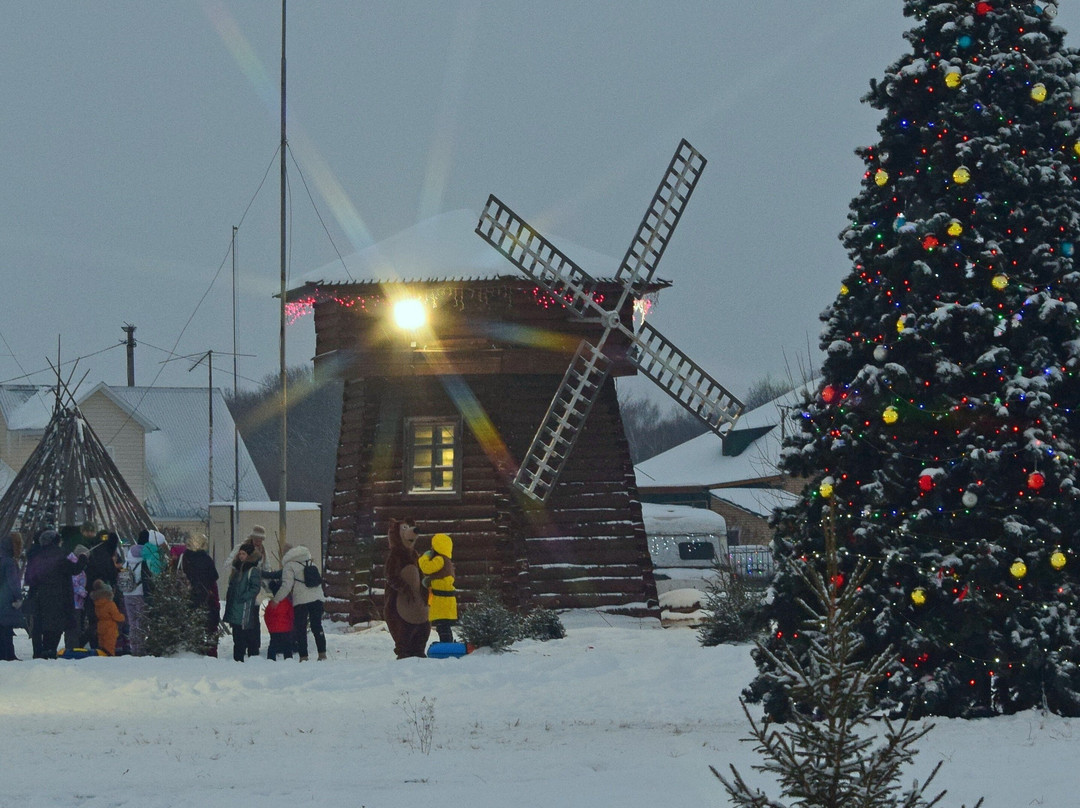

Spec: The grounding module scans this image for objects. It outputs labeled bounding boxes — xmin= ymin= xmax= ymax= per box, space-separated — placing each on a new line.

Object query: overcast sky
xmin=3 ymin=2 xmax=1079 ymax=406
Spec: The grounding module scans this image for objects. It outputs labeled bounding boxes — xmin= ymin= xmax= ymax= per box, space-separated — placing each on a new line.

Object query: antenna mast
xmin=278 ymin=0 xmax=288 ymax=546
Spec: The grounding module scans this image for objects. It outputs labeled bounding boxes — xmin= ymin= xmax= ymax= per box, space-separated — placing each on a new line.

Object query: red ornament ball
xmin=975 ymin=1 xmax=993 ymax=14
xmin=918 ymin=473 xmax=935 ymax=492
xmin=922 ymin=234 xmax=940 ymax=250
xmin=1027 ymin=471 xmax=1046 ymax=490
xmin=821 ymin=385 xmax=837 ymax=404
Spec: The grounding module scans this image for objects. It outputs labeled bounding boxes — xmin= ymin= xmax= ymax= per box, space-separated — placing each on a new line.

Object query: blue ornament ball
xmin=1063 ymin=241 xmax=1075 ymax=257
xmin=958 ymin=34 xmax=973 ymax=49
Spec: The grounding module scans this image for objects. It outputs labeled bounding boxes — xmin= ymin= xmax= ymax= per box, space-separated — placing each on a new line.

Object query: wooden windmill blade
xmin=514 ymin=339 xmax=612 ymax=502
xmin=617 ymin=319 xmax=743 ymax=435
xmin=476 ymin=195 xmax=605 ymax=319
xmin=479 ymin=138 xmax=743 ymax=503
xmin=615 ymin=139 xmax=707 ymax=293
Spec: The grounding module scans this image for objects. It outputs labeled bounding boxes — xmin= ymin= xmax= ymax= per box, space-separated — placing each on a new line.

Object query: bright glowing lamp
xmin=393 ymin=299 xmax=427 ymax=331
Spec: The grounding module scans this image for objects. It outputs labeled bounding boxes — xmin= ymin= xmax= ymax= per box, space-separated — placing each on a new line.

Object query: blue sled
xmin=428 ymin=641 xmax=468 ymax=659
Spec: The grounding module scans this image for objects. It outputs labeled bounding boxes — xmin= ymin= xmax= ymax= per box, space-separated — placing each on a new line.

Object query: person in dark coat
xmin=24 ymin=529 xmax=86 ymax=658
xmin=383 ymin=518 xmax=430 ymax=659
xmin=178 ymin=533 xmax=220 ymax=657
xmin=84 ymin=531 xmax=124 ymax=651
xmin=0 ymin=532 xmax=25 ymax=661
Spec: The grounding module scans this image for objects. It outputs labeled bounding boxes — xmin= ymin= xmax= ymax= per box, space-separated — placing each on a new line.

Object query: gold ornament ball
xmin=1051 ymin=551 xmax=1067 ymax=570
xmin=840 ymin=283 xmax=849 ymax=296
xmin=1031 ymin=83 xmax=1048 ymax=102
xmin=945 ymin=71 xmax=962 ymax=89
xmin=992 ymin=274 xmax=1009 ymax=290
xmin=874 ymin=169 xmax=889 ymax=187
xmin=883 ymin=406 xmax=899 ymax=424
xmin=1074 ymin=141 xmax=1080 ymax=157
xmin=953 ymin=166 xmax=972 ymax=184
xmin=947 ymin=220 xmax=963 ymax=237
xmin=911 ymin=587 xmax=927 ymax=606
xmin=1010 ymin=559 xmax=1028 ymax=579
xmin=819 ymin=481 xmax=834 ymax=499
xmin=897 ymin=316 xmax=908 ymax=334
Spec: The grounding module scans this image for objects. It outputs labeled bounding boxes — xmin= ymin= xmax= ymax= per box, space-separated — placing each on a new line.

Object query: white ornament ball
xmin=874 ymin=345 xmax=888 ymax=362
xmin=962 ymin=491 xmax=978 ymax=508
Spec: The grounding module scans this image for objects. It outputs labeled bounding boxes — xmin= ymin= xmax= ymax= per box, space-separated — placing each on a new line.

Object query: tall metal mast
xmin=278 ymin=0 xmax=288 ymax=546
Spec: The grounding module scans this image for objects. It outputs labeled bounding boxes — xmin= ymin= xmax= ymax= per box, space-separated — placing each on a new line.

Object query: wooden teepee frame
xmin=0 ymin=371 xmax=154 ymax=543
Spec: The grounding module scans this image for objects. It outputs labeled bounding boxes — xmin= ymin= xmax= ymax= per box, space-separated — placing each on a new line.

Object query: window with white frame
xmin=404 ymin=417 xmax=460 ymax=495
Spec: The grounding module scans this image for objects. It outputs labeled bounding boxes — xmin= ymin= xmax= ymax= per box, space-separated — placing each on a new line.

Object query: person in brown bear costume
xmin=383 ymin=518 xmax=430 ymax=659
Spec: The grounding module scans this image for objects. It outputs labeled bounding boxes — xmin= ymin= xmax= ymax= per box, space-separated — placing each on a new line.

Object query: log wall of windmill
xmin=311 ymin=281 xmax=658 ymax=622
xmin=321 ymin=372 xmax=657 ymax=622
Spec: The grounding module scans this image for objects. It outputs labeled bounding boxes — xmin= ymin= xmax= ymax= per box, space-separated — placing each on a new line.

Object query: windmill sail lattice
xmin=0 ymin=388 xmax=155 ymax=542
xmin=477 ymin=139 xmax=744 ymax=502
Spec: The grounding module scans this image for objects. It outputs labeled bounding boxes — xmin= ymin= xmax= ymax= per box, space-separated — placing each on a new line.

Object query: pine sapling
xmin=714 ymin=509 xmax=983 ymax=807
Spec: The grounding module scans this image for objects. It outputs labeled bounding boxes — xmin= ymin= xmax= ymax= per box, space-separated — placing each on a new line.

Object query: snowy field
xmin=0 ymin=609 xmax=1071 ymax=808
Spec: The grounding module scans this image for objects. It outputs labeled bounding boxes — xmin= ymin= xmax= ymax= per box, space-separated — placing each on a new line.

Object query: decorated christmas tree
xmin=749 ymin=1 xmax=1080 ymax=718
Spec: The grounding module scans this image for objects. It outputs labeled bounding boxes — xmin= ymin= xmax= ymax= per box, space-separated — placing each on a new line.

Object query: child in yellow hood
xmin=418 ymin=533 xmax=457 ymax=643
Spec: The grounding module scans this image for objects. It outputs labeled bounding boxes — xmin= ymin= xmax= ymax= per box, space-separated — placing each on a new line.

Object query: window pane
xmin=439 ymin=448 xmax=455 ymax=466
xmin=412 ymin=470 xmax=432 ymax=490
xmin=439 ymin=426 xmax=455 ymax=443
xmin=413 ymin=448 xmax=432 ymax=469
xmin=413 ymin=425 xmax=434 ymax=444
xmin=433 ymin=470 xmax=453 ymax=490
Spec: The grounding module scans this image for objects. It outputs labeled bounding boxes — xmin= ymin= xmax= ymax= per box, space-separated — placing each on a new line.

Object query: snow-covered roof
xmin=88 ymin=385 xmax=269 ymax=520
xmin=640 ymin=502 xmax=726 ymax=535
xmin=295 ymin=209 xmax=628 ymax=287
xmin=0 ymin=385 xmax=53 ymax=431
xmin=634 ymin=381 xmax=815 ymax=490
xmin=709 ymin=486 xmax=799 ymax=518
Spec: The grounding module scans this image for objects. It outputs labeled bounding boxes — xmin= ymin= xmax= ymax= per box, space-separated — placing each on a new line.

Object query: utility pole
xmin=122 ymin=324 xmax=136 ymax=386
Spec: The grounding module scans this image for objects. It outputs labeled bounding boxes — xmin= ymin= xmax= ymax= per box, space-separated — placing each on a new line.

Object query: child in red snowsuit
xmin=264 ymin=581 xmax=294 ymax=660
xmin=90 ymin=580 xmax=126 ymax=656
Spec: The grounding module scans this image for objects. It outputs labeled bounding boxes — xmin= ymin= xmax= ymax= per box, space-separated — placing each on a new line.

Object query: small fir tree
xmin=716 ymin=515 xmax=983 ymax=808
xmin=456 ymin=590 xmax=520 ymax=652
xmin=142 ymin=566 xmax=217 ymax=657
xmin=698 ymin=562 xmax=768 ymax=647
xmin=752 ymin=1 xmax=1080 ymax=717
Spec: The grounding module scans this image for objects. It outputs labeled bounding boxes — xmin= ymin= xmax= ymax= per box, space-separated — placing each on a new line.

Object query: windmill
xmin=476 ymin=139 xmax=745 ymax=502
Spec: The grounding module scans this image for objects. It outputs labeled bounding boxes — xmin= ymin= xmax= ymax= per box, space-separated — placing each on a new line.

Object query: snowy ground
xmin=0 ymin=607 xmax=1070 ymax=808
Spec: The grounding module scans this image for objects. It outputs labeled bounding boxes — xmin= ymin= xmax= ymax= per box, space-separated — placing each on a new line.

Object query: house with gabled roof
xmin=633 ymin=383 xmax=813 ymax=547
xmin=0 ymin=382 xmax=269 ymax=538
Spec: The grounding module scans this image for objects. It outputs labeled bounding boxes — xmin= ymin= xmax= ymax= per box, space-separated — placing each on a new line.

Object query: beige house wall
xmin=208 ymin=503 xmax=323 ymax=591
xmin=79 ymin=391 xmax=149 ymax=504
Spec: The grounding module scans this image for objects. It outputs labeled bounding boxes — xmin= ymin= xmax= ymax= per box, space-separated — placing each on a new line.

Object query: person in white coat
xmin=271 ymin=544 xmax=326 ymax=661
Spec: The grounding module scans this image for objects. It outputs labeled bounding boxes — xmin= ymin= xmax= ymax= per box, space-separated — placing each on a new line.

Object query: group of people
xmin=0 ymin=522 xmax=328 ymax=663
xmin=222 ymin=524 xmax=328 ymax=663
xmin=383 ymin=517 xmax=458 ymax=659
xmin=2 ymin=517 xmax=457 ymax=663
